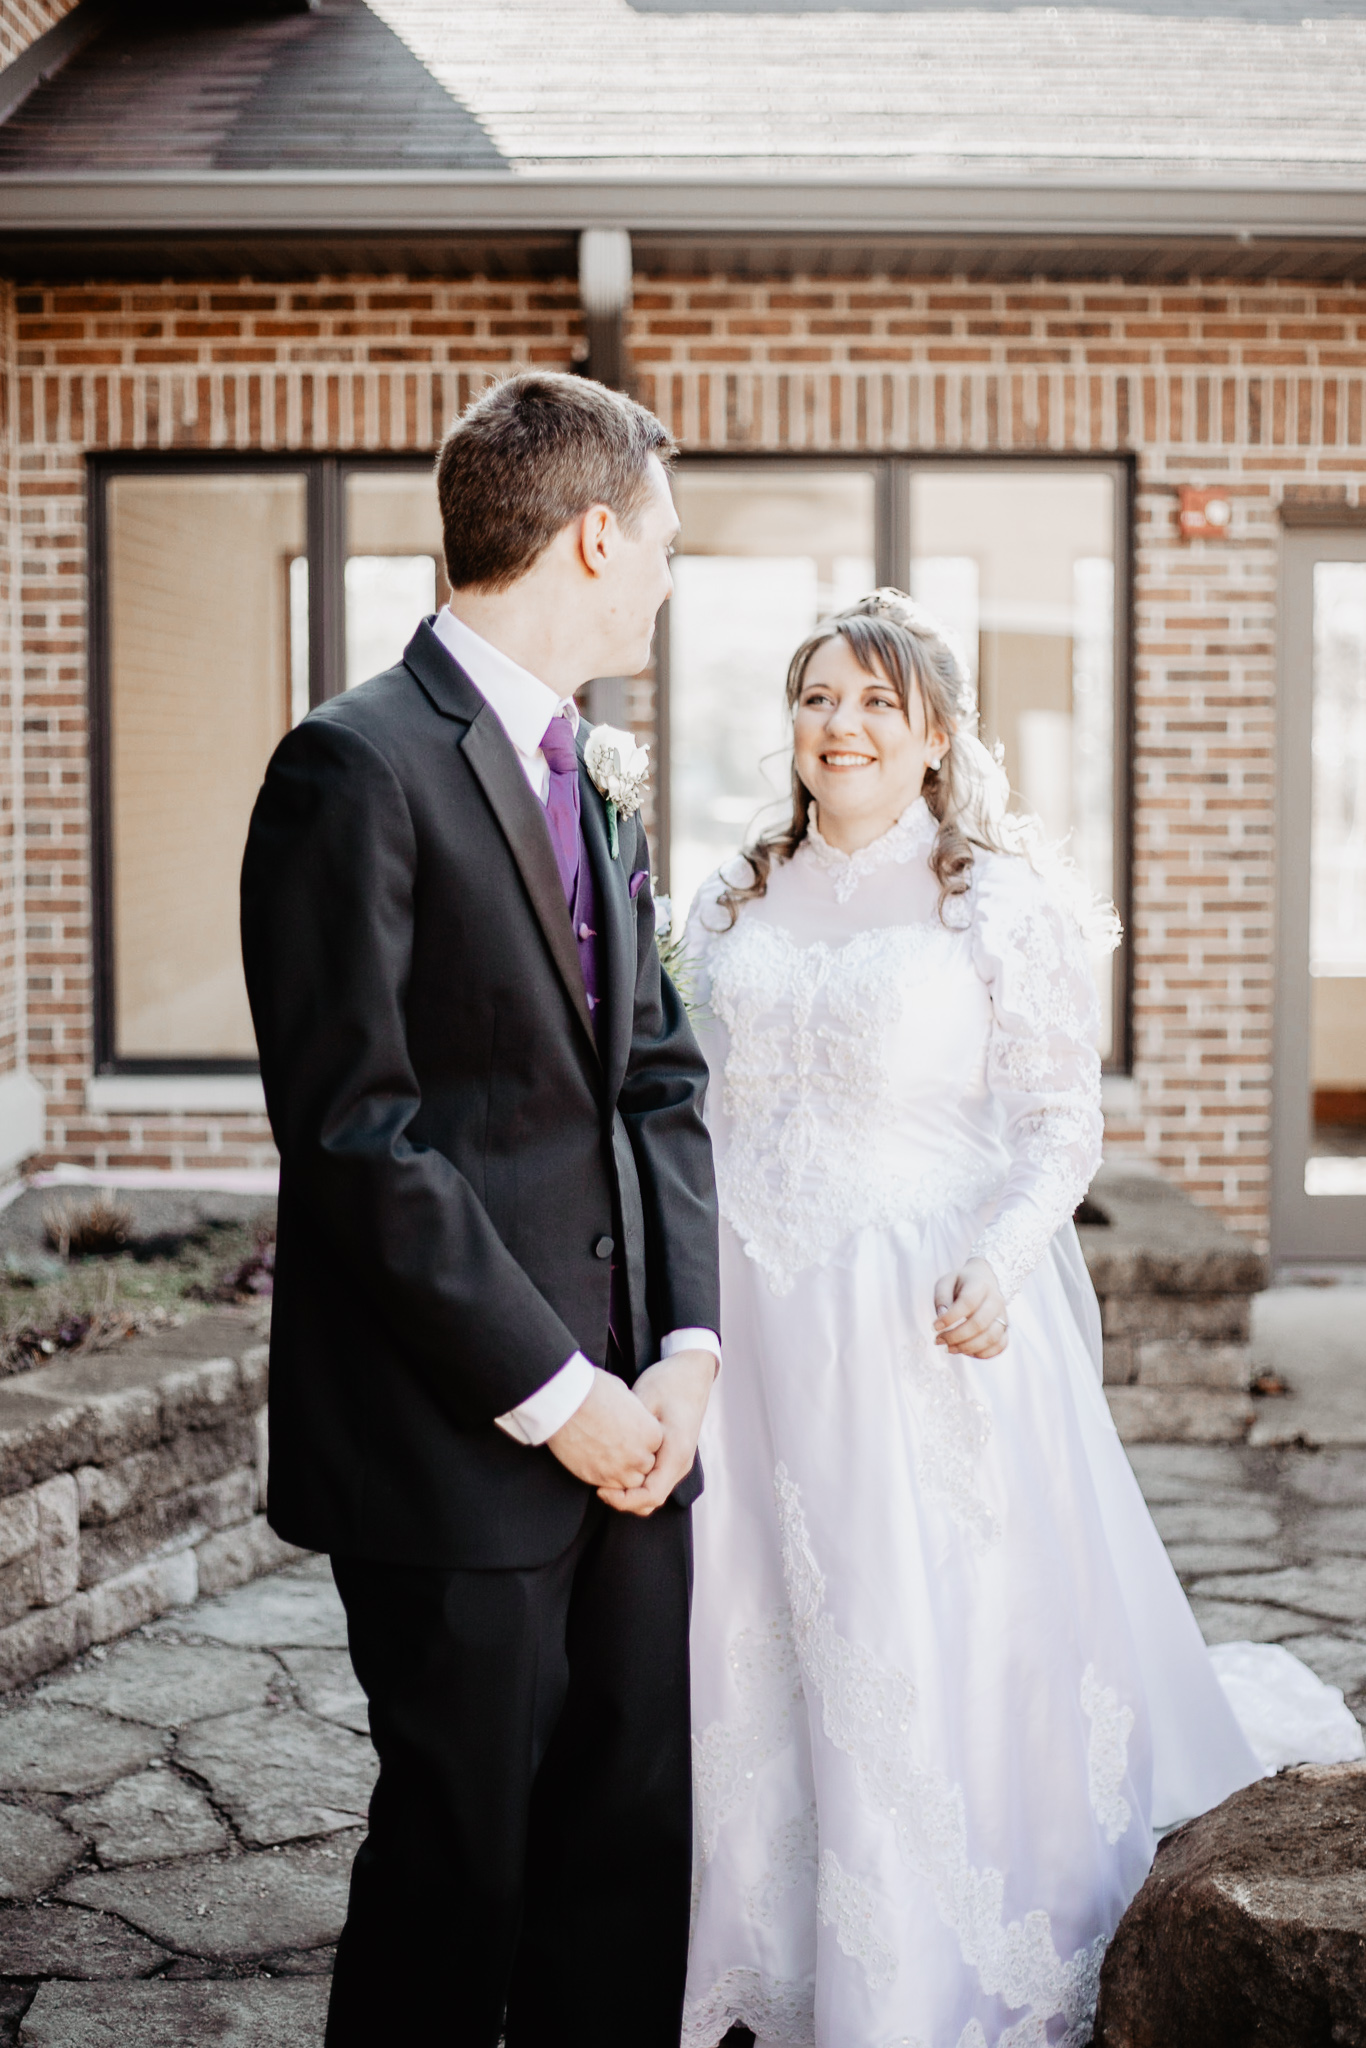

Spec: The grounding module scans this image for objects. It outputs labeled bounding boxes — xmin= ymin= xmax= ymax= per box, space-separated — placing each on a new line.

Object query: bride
xmin=680 ymin=590 xmax=1304 ymax=2048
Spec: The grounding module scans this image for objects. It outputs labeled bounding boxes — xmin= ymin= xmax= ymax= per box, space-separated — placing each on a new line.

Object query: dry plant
xmin=42 ymin=1194 xmax=134 ymax=1260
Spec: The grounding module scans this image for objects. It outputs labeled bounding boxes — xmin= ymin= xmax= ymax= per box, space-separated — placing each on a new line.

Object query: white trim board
xmin=32 ymin=1163 xmax=277 ymax=1195
xmin=86 ymin=1074 xmax=267 ymax=1114
xmin=0 ymin=1068 xmax=46 ymax=1176
xmin=1101 ymin=1075 xmax=1140 ymax=1117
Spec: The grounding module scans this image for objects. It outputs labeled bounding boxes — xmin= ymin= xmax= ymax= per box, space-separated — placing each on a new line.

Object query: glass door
xmin=663 ymin=455 xmax=1130 ymax=1068
xmin=1274 ymin=526 xmax=1366 ymax=1261
xmin=343 ymin=466 xmax=446 ymax=689
xmin=907 ymin=463 xmax=1126 ymax=1065
xmin=664 ymin=462 xmax=881 ymax=927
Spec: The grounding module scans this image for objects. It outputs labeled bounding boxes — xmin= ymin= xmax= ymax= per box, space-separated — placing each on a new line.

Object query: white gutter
xmin=1 ymin=172 xmax=1364 ymax=242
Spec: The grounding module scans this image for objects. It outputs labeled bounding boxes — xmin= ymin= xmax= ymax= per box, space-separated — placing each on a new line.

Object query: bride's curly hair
xmin=717 ymin=588 xmax=1016 ymax=928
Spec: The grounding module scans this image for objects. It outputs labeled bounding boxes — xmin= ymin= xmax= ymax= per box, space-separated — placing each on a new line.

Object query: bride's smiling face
xmin=793 ymin=635 xmax=946 ymax=855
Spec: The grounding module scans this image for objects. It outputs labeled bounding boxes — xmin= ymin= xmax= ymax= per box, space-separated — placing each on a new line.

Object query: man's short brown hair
xmin=435 ymin=371 xmax=677 ymax=592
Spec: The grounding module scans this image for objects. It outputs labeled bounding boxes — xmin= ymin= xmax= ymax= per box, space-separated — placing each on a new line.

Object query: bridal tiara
xmin=851 ymin=586 xmax=976 ymax=722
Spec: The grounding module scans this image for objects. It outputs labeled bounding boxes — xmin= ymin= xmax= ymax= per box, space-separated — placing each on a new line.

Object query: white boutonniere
xmin=583 ymin=723 xmax=650 ymax=859
xmin=650 ymin=881 xmax=697 ymax=1013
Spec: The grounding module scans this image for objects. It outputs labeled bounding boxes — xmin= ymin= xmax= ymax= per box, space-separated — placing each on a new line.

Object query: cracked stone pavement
xmin=2 ymin=1440 xmax=1366 ymax=2043
xmin=0 ymin=1556 xmax=363 ymax=2045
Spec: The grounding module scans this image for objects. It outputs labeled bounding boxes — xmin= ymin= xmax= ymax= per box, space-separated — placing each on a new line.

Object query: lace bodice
xmin=684 ymin=800 xmax=1105 ymax=1298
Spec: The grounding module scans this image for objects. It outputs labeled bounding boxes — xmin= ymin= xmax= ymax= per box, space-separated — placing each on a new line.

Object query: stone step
xmin=1101 ymin=1292 xmax=1251 ymax=1343
xmin=1103 ymin=1338 xmax=1252 ymax=1392
xmin=1105 ymin=1385 xmax=1256 ymax=1444
xmin=1079 ymin=1168 xmax=1269 ymax=1300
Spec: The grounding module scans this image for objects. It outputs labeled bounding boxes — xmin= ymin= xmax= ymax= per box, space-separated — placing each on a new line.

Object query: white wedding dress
xmin=680 ymin=799 xmax=1358 ymax=2048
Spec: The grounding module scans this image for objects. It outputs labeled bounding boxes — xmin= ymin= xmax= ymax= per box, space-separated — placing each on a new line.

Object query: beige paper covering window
xmin=108 ymin=471 xmax=307 ymax=1060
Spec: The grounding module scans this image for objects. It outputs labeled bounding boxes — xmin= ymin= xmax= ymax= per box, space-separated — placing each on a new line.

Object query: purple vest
xmin=568 ymin=833 xmax=605 ymax=1047
xmin=564 ymin=817 xmax=629 ymax=1354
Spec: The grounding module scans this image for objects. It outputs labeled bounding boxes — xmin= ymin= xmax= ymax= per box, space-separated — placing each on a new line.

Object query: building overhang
xmin=3 ymin=170 xmax=1365 ymax=283
xmin=3 ymin=168 xmax=1366 ymax=240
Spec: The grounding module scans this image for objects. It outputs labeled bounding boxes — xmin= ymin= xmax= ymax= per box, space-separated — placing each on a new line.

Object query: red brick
xmin=0 ymin=265 xmax=1352 ymax=1232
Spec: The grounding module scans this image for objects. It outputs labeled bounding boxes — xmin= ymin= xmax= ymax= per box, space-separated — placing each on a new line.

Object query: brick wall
xmin=0 ymin=278 xmax=19 ymax=1085
xmin=7 ymin=268 xmax=1366 ymax=1234
xmin=0 ymin=0 xmax=75 ymax=69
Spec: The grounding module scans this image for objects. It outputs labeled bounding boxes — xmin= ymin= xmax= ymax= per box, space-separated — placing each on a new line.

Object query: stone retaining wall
xmin=0 ymin=1312 xmax=296 ymax=1692
xmin=0 ymin=1176 xmax=1271 ymax=1693
xmin=1082 ymin=1167 xmax=1269 ymax=1444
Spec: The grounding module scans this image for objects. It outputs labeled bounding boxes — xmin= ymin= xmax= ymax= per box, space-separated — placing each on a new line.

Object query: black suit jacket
xmin=240 ymin=620 xmax=720 ymax=1568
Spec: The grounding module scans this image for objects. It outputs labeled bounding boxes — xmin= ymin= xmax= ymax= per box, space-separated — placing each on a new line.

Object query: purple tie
xmin=539 ymin=712 xmax=581 ymax=906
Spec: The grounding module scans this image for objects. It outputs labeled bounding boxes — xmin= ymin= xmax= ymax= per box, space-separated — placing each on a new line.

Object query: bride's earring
xmin=927 ymin=755 xmax=942 ymax=773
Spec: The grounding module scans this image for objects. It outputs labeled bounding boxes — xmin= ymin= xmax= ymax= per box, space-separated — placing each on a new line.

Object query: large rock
xmin=1095 ymin=1761 xmax=1366 ymax=2048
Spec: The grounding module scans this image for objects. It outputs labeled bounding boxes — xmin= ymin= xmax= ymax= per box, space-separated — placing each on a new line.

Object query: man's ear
xmin=577 ymin=503 xmax=614 ymax=578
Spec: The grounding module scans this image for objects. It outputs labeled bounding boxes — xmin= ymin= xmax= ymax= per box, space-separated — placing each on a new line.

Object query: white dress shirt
xmin=431 ymin=605 xmax=720 ymax=1445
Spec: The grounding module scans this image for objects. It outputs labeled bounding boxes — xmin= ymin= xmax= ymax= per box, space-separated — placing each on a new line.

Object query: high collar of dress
xmin=800 ymin=796 xmax=937 ymax=904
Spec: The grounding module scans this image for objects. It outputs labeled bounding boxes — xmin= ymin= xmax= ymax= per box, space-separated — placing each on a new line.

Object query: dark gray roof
xmin=2 ymin=0 xmax=1365 ymax=185
xmin=0 ymin=0 xmax=505 ymax=171
xmin=1 ymin=0 xmax=1366 ymax=267
xmin=387 ymin=0 xmax=1366 ymax=185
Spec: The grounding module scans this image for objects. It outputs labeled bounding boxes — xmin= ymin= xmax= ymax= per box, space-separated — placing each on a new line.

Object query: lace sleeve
xmin=967 ymin=855 xmax=1106 ymax=1300
xmin=682 ymin=864 xmax=743 ymax=1015
xmin=681 ymin=866 xmax=741 ymax=1143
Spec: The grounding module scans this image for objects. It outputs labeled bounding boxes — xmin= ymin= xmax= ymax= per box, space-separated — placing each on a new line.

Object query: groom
xmin=240 ymin=372 xmax=721 ymax=2046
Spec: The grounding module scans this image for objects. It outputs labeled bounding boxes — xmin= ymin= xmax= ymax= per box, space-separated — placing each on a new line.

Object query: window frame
xmin=87 ymin=450 xmax=438 ymax=1076
xmin=659 ymin=449 xmax=1135 ymax=1074
xmin=88 ymin=448 xmax=1134 ymax=1079
xmin=1272 ymin=520 xmax=1366 ymax=1263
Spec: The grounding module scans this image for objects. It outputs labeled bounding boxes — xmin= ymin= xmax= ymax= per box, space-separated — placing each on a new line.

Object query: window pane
xmin=668 ymin=468 xmax=877 ymax=923
xmin=1307 ymin=561 xmax=1366 ymax=1196
xmin=344 ymin=470 xmax=445 ymax=689
xmin=288 ymin=554 xmax=310 ymax=725
xmin=108 ymin=471 xmax=307 ymax=1061
xmin=909 ymin=468 xmax=1117 ymax=1058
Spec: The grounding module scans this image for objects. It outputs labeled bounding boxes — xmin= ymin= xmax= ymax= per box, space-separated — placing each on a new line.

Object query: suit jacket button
xmin=594 ymin=1235 xmax=614 ymax=1260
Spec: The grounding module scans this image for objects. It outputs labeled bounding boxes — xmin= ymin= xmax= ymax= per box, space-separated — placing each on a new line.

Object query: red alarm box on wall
xmin=1177 ymin=486 xmax=1234 ymax=541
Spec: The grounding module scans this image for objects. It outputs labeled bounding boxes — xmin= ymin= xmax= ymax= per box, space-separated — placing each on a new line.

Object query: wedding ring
xmin=993 ymin=1316 xmax=1008 ymax=1331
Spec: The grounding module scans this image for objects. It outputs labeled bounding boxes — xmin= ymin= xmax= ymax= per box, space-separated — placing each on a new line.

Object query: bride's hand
xmin=932 ymin=1257 xmax=1009 ymax=1358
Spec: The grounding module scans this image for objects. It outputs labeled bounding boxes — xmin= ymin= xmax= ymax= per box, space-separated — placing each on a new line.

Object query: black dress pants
xmin=325 ymin=1498 xmax=694 ymax=2048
